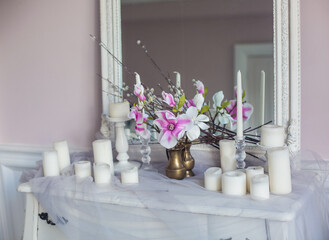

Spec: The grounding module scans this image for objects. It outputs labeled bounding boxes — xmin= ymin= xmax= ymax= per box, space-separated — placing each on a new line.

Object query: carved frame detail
xmin=100 ymin=0 xmax=301 ymax=153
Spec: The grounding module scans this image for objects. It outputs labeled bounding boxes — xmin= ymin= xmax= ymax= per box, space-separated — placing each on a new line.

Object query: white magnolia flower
xmin=193 ymin=93 xmax=204 ymax=111
xmin=186 ymin=107 xmax=209 ymax=141
xmin=212 ymin=91 xmax=224 ymax=109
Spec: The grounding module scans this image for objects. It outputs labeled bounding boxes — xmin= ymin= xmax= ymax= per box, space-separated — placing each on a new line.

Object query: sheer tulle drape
xmin=21 ymin=147 xmax=329 ymax=240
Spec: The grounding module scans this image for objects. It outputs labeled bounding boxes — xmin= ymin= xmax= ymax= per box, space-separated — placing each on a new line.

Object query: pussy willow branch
xmin=90 ymin=34 xmax=135 ymax=79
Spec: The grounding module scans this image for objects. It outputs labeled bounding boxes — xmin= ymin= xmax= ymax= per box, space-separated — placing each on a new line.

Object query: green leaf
xmin=172 ymin=107 xmax=178 ymax=112
xmin=147 ymin=116 xmax=154 ymax=120
xmin=177 ymin=94 xmax=185 ymax=110
xmin=220 ymin=101 xmax=230 ymax=109
xmin=200 ymin=105 xmax=209 ymax=114
xmin=242 ymin=89 xmax=246 ymax=99
xmin=203 ymin=87 xmax=208 ymax=98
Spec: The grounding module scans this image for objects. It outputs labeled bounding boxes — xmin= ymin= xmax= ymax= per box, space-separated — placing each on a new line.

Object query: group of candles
xmin=42 ymin=139 xmax=139 ymax=184
xmin=204 ymin=124 xmax=291 ymax=200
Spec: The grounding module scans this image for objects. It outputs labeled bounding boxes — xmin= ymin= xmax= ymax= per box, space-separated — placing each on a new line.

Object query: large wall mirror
xmin=100 ymin=0 xmax=300 ymax=152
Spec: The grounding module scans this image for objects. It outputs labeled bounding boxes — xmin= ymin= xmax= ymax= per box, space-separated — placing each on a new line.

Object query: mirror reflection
xmin=121 ymin=0 xmax=273 ymax=142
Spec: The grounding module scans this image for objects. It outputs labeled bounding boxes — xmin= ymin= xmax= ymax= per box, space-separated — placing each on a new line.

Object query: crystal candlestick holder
xmin=235 ymin=136 xmax=246 ymax=169
xmin=107 ymin=116 xmax=141 ymax=172
xmin=140 ymin=136 xmax=154 ymax=170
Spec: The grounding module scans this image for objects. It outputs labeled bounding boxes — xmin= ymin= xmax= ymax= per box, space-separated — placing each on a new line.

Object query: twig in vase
xmin=90 ymin=34 xmax=135 ymax=79
xmin=137 ymin=40 xmax=171 ymax=83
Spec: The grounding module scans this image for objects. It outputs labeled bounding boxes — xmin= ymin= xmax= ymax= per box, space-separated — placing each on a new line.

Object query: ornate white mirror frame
xmin=99 ymin=0 xmax=301 ymax=153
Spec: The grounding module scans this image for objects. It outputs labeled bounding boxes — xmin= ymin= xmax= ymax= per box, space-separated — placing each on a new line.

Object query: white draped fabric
xmin=21 ymin=145 xmax=329 ymax=240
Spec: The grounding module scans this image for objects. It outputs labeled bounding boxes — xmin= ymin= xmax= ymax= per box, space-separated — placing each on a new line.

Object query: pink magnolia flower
xmin=128 ymin=107 xmax=150 ymax=139
xmin=225 ymin=100 xmax=253 ymax=128
xmin=153 ymin=110 xmax=192 ymax=149
xmin=134 ymin=84 xmax=146 ymax=101
xmin=195 ymin=80 xmax=205 ymax=94
xmin=128 ymin=106 xmax=144 ymax=124
xmin=162 ymin=91 xmax=176 ymax=107
xmin=134 ymin=124 xmax=151 ymax=139
xmin=185 ymin=99 xmax=196 ymax=108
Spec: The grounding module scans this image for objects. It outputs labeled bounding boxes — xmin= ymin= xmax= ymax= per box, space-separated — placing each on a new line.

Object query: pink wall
xmin=301 ymin=0 xmax=329 ymax=159
xmin=0 ymin=0 xmax=101 ymax=149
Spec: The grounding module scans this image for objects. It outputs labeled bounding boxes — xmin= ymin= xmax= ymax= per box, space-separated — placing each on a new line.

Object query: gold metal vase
xmin=166 ymin=145 xmax=186 ymax=180
xmin=182 ymin=143 xmax=195 ymax=177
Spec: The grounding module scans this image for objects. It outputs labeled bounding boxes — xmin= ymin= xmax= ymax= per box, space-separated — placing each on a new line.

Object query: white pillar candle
xmin=222 ymin=170 xmax=246 ymax=196
xmin=267 ymin=147 xmax=292 ymax=194
xmin=219 ymin=140 xmax=236 ymax=172
xmin=109 ymin=100 xmax=130 ymax=118
xmin=94 ymin=162 xmax=111 ymax=184
xmin=74 ymin=161 xmax=92 ymax=178
xmin=204 ymin=167 xmax=222 ymax=191
xmin=173 ymin=71 xmax=181 ymax=88
xmin=260 ymin=125 xmax=285 ymax=147
xmin=121 ymin=167 xmax=139 ymax=184
xmin=250 ymin=174 xmax=270 ymax=200
xmin=135 ymin=72 xmax=141 ymax=85
xmin=42 ymin=151 xmax=60 ymax=177
xmin=246 ymin=166 xmax=264 ymax=193
xmin=53 ymin=140 xmax=70 ymax=171
xmin=260 ymin=71 xmax=266 ymax=125
xmin=92 ymin=139 xmax=114 ymax=175
xmin=236 ymin=71 xmax=243 ymax=140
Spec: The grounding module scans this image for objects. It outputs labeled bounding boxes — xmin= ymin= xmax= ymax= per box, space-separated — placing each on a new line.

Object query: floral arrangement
xmin=91 ymin=35 xmax=263 ymax=150
xmin=129 ymin=76 xmax=255 ymax=149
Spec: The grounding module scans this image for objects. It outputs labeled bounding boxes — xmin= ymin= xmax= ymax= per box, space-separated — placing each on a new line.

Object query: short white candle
xmin=222 ymin=170 xmax=246 ymax=196
xmin=267 ymin=147 xmax=292 ymax=194
xmin=42 ymin=151 xmax=60 ymax=177
xmin=121 ymin=167 xmax=139 ymax=184
xmin=246 ymin=166 xmax=264 ymax=193
xmin=260 ymin=125 xmax=285 ymax=147
xmin=53 ymin=140 xmax=70 ymax=171
xmin=108 ymin=100 xmax=130 ymax=118
xmin=94 ymin=162 xmax=111 ymax=184
xmin=135 ymin=72 xmax=141 ymax=85
xmin=219 ymin=140 xmax=237 ymax=172
xmin=250 ymin=174 xmax=270 ymax=200
xmin=236 ymin=71 xmax=243 ymax=140
xmin=173 ymin=71 xmax=181 ymax=88
xmin=92 ymin=139 xmax=114 ymax=175
xmin=204 ymin=167 xmax=222 ymax=191
xmin=260 ymin=71 xmax=266 ymax=125
xmin=74 ymin=161 xmax=92 ymax=178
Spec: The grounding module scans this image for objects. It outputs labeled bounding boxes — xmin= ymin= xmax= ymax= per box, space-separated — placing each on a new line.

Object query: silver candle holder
xmin=235 ymin=136 xmax=246 ymax=169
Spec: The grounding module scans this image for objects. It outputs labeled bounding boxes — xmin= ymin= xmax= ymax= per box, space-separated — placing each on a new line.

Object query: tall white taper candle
xmin=236 ymin=71 xmax=243 ymax=140
xmin=135 ymin=72 xmax=141 ymax=85
xmin=260 ymin=71 xmax=266 ymax=125
xmin=173 ymin=71 xmax=181 ymax=88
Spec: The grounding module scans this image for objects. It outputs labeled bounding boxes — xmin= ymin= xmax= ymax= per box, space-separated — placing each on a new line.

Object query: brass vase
xmin=182 ymin=143 xmax=195 ymax=177
xmin=166 ymin=145 xmax=186 ymax=180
